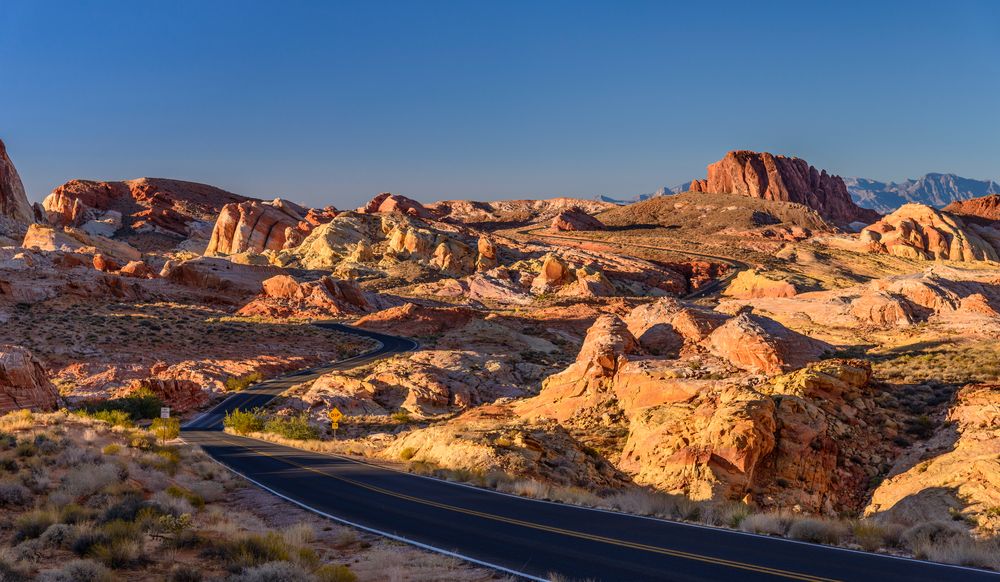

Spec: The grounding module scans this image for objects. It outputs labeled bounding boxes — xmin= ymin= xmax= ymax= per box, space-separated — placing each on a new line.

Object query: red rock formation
xmin=943 ymin=194 xmax=1000 ymax=222
xmin=359 ymin=192 xmax=432 ymax=219
xmin=860 ymin=204 xmax=998 ymax=261
xmin=0 ymin=139 xmax=33 ymax=226
xmin=160 ymin=257 xmax=283 ymax=295
xmin=205 ymin=199 xmax=336 ymax=255
xmin=355 ymin=303 xmax=475 ymax=337
xmin=550 ymin=207 xmax=606 ymax=231
xmin=42 ymin=178 xmax=249 ymax=241
xmin=689 ymin=151 xmax=880 ymax=226
xmin=236 ymin=274 xmax=370 ymax=318
xmin=120 ymin=378 xmax=207 ymax=413
xmin=0 ymin=345 xmax=59 ymax=414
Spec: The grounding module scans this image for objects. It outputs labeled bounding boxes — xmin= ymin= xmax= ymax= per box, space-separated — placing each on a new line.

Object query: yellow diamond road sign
xmin=328 ymin=408 xmax=343 ymax=423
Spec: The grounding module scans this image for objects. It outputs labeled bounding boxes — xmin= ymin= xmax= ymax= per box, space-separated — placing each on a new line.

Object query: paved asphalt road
xmin=183 ymin=324 xmax=997 ymax=581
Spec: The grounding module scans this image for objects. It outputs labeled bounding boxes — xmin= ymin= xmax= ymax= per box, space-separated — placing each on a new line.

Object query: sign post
xmin=328 ymin=407 xmax=344 ymax=438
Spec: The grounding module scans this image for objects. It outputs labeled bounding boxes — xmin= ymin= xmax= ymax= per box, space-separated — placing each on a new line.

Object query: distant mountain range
xmin=600 ymin=173 xmax=1000 ymax=213
xmin=842 ymin=174 xmax=1000 ymax=214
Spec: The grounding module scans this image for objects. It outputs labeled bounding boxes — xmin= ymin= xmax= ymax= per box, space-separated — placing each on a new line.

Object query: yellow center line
xmin=225 ymin=437 xmax=840 ymax=582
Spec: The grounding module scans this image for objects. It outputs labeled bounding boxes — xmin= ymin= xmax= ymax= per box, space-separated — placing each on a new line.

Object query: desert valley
xmin=0 ymin=134 xmax=998 ymax=581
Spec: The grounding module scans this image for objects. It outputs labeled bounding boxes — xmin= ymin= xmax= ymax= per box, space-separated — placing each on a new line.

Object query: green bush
xmin=80 ymin=387 xmax=164 ymax=422
xmin=264 ymin=414 xmax=319 ymax=440
xmin=316 ymin=564 xmax=358 ymax=582
xmin=224 ymin=408 xmax=266 ymax=435
xmin=225 ymin=372 xmax=263 ymax=392
xmin=151 ymin=418 xmax=181 ymax=442
xmin=399 ymin=447 xmax=416 ymax=461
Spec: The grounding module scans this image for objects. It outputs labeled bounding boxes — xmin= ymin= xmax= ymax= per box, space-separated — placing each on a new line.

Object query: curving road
xmin=183 ymin=323 xmax=997 ymax=581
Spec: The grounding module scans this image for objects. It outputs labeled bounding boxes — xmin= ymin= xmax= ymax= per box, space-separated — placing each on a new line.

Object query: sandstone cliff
xmin=0 ymin=345 xmax=59 ymax=414
xmin=0 ymin=139 xmax=34 ymax=230
xmin=206 ymin=198 xmax=336 ymax=256
xmin=860 ymin=204 xmax=998 ymax=261
xmin=689 ymin=151 xmax=880 ymax=226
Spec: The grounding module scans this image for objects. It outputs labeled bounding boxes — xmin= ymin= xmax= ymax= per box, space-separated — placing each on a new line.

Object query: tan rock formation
xmin=160 ymin=256 xmax=283 ymax=295
xmin=861 ymin=204 xmax=998 ymax=261
xmin=943 ymin=194 xmax=1000 ymax=222
xmin=0 ymin=345 xmax=59 ymax=414
xmin=705 ymin=312 xmax=830 ymax=375
xmin=120 ymin=378 xmax=206 ymax=413
xmin=551 ymin=207 xmax=606 ymax=231
xmin=723 ymin=269 xmax=798 ymax=299
xmin=866 ymin=383 xmax=1000 ymax=533
xmin=689 ymin=150 xmax=879 ymax=226
xmin=848 ymin=291 xmax=918 ymax=327
xmin=237 ymin=274 xmax=370 ymax=318
xmin=355 ymin=303 xmax=475 ymax=337
xmin=23 ymin=224 xmax=142 ymax=262
xmin=476 ymin=236 xmax=498 ymax=270
xmin=426 ymin=197 xmax=616 ymax=227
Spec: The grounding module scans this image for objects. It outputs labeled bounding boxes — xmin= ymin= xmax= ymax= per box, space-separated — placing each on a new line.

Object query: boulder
xmin=0 ymin=345 xmax=59 ymax=414
xmin=723 ymin=269 xmax=798 ymax=299
xmin=705 ymin=312 xmax=830 ymax=375
xmin=689 ymin=150 xmax=880 ymax=226
xmin=848 ymin=291 xmax=918 ymax=327
xmin=237 ymin=274 xmax=370 ymax=318
xmin=550 ymin=207 xmax=606 ymax=231
xmin=160 ymin=256 xmax=283 ymax=295
xmin=22 ymin=224 xmax=142 ymax=262
xmin=359 ymin=192 xmax=432 ymax=219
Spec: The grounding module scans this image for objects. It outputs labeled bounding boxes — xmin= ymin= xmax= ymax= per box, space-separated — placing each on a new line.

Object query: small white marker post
xmin=160 ymin=407 xmax=170 ymax=419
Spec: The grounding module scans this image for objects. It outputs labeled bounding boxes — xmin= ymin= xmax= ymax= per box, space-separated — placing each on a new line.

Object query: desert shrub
xmin=740 ymin=512 xmax=792 ymax=536
xmin=101 ymin=444 xmax=121 ymax=455
xmin=37 ymin=559 xmax=115 ymax=582
xmin=229 ymin=561 xmax=314 ymax=582
xmin=399 ymin=447 xmax=416 ymax=461
xmin=920 ymin=537 xmax=1000 ymax=569
xmin=315 ymin=564 xmax=358 ymax=582
xmin=15 ymin=509 xmax=57 ymax=541
xmin=188 ymin=479 xmax=225 ymax=502
xmin=152 ymin=490 xmax=196 ymax=516
xmin=282 ymin=523 xmax=316 ymax=547
xmin=100 ymin=494 xmax=153 ymax=523
xmin=79 ymin=410 xmax=133 ymax=428
xmin=91 ymin=537 xmax=145 ymax=568
xmin=151 ymin=417 xmax=181 ymax=442
xmin=40 ymin=523 xmax=77 ymax=549
xmin=80 ymin=388 xmax=163 ymax=421
xmin=0 ymin=558 xmax=28 ymax=582
xmin=166 ymin=484 xmax=205 ymax=510
xmin=0 ymin=431 xmax=16 ymax=449
xmin=167 ymin=563 xmax=204 ymax=582
xmin=224 ymin=408 xmax=266 ymax=435
xmin=602 ymin=489 xmax=679 ymax=517
xmin=72 ymin=529 xmax=111 ymax=557
xmin=704 ymin=502 xmax=751 ymax=529
xmin=61 ymin=462 xmax=123 ymax=498
xmin=787 ymin=517 xmax=847 ymax=544
xmin=206 ymin=532 xmax=291 ymax=572
xmin=264 ymin=414 xmax=319 ymax=441
xmin=59 ymin=503 xmax=94 ymax=524
xmin=0 ymin=458 xmax=17 ymax=472
xmin=225 ymin=371 xmax=263 ymax=392
xmin=901 ymin=520 xmax=969 ymax=553
xmin=390 ymin=410 xmax=412 ymax=423
xmin=0 ymin=482 xmax=32 ymax=506
xmin=15 ymin=439 xmax=36 ymax=457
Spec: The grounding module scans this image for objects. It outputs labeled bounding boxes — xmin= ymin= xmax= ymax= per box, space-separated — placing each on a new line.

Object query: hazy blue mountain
xmin=845 ymin=173 xmax=1000 ymax=213
xmin=597 ymin=181 xmax=693 ymax=204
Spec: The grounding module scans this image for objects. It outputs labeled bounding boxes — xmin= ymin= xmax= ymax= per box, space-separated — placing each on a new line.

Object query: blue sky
xmin=2 ymin=1 xmax=998 ymax=207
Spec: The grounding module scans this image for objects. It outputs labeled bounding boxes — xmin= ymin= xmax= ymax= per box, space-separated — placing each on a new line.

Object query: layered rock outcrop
xmin=360 ymin=192 xmax=432 ymax=219
xmin=705 ymin=312 xmax=830 ymax=375
xmin=0 ymin=139 xmax=34 ymax=228
xmin=689 ymin=151 xmax=880 ymax=226
xmin=23 ymin=224 xmax=142 ymax=262
xmin=42 ymin=178 xmax=248 ymax=248
xmin=0 ymin=345 xmax=59 ymax=414
xmin=551 ymin=207 xmax=606 ymax=231
xmin=866 ymin=383 xmax=1000 ymax=533
xmin=723 ymin=269 xmax=798 ymax=299
xmin=943 ymin=194 xmax=1000 ymax=222
xmin=205 ymin=199 xmax=336 ymax=255
xmin=860 ymin=204 xmax=998 ymax=261
xmin=236 ymin=274 xmax=370 ymax=318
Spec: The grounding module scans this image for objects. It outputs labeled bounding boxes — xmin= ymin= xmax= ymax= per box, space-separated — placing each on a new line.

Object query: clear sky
xmin=2 ymin=1 xmax=998 ymax=208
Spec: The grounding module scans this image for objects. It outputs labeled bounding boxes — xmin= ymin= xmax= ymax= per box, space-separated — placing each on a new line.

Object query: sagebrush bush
xmin=224 ymin=409 xmax=266 ymax=435
xmin=39 ymin=523 xmax=77 ymax=549
xmin=15 ymin=509 xmax=57 ymax=541
xmin=787 ymin=518 xmax=847 ymax=544
xmin=740 ymin=512 xmax=792 ymax=536
xmin=264 ymin=414 xmax=319 ymax=441
xmin=37 ymin=558 xmax=115 ymax=582
xmin=225 ymin=372 xmax=263 ymax=392
xmin=0 ymin=482 xmax=32 ymax=507
xmin=60 ymin=462 xmax=123 ymax=498
xmin=229 ymin=561 xmax=314 ymax=582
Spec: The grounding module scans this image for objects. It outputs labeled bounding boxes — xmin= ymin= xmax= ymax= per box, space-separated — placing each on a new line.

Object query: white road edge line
xmin=189 ymin=444 xmax=547 ymax=582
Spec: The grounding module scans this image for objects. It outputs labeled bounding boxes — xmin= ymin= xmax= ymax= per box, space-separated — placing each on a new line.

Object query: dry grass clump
xmin=787 ymin=518 xmax=849 ymax=544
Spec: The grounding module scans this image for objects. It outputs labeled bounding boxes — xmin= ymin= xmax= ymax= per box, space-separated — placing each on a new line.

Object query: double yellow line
xmin=228 ymin=437 xmax=840 ymax=582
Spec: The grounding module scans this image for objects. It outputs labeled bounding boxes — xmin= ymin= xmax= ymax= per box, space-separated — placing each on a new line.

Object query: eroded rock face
xmin=42 ymin=178 xmax=248 ymax=248
xmin=120 ymin=378 xmax=206 ymax=413
xmin=23 ymin=224 xmax=142 ymax=262
xmin=355 ymin=303 xmax=474 ymax=337
xmin=0 ymin=139 xmax=33 ymax=228
xmin=0 ymin=345 xmax=59 ymax=414
xmin=236 ymin=274 xmax=370 ymax=318
xmin=866 ymin=383 xmax=1000 ymax=534
xmin=205 ymin=199 xmax=336 ymax=256
xmin=943 ymin=194 xmax=1000 ymax=222
xmin=689 ymin=150 xmax=880 ymax=226
xmin=160 ymin=257 xmax=283 ymax=296
xmin=551 ymin=207 xmax=606 ymax=232
xmin=861 ymin=204 xmax=998 ymax=261
xmin=705 ymin=312 xmax=830 ymax=375
xmin=426 ymin=197 xmax=615 ymax=228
